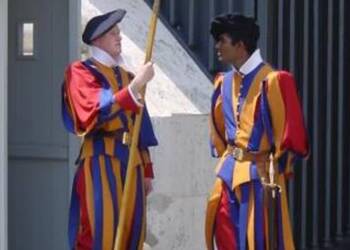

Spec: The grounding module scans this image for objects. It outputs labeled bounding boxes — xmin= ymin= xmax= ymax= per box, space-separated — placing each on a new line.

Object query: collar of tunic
xmin=90 ymin=45 xmax=124 ymax=67
xmin=233 ymin=49 xmax=263 ymax=76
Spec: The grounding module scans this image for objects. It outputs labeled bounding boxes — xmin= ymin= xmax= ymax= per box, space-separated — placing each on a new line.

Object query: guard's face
xmin=94 ymin=25 xmax=122 ymax=58
xmin=215 ymin=33 xmax=243 ymax=65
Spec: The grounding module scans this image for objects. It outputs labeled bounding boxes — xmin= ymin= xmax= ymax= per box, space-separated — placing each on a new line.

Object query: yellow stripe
xmin=94 ymin=60 xmax=118 ymax=91
xmin=211 ymin=94 xmax=227 ymax=156
xmin=259 ymin=133 xmax=271 ymax=153
xmin=235 ymin=65 xmax=273 ymax=149
xmin=83 ymin=158 xmax=95 ymax=236
xmin=232 ymin=161 xmax=251 ymax=191
xmin=111 ymin=158 xmax=123 ymax=212
xmin=116 ymin=166 xmax=138 ymax=249
xmin=101 ymin=116 xmax=124 ymax=132
xmin=247 ymin=184 xmax=255 ymax=250
xmin=124 ymin=166 xmax=140 ymax=245
xmin=139 ymin=150 xmax=151 ymax=165
xmin=104 ymin=137 xmax=115 ymax=156
xmin=266 ymin=72 xmax=286 ymax=158
xmin=120 ymin=67 xmax=130 ymax=88
xmin=214 ymin=74 xmax=224 ymax=89
xmin=82 ymin=139 xmax=93 ymax=158
xmin=205 ymin=178 xmax=223 ymax=250
xmin=278 ymin=175 xmax=295 ymax=250
xmin=99 ymin=156 xmax=114 ymax=249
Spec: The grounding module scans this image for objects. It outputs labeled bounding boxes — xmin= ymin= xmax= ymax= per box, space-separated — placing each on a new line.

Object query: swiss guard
xmin=205 ymin=14 xmax=309 ymax=250
xmin=62 ymin=9 xmax=158 ymax=250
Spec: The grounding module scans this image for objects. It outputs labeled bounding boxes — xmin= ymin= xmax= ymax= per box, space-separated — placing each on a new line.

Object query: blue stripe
xmin=261 ymin=81 xmax=275 ymax=148
xmin=92 ymin=157 xmax=103 ymax=250
xmin=68 ymin=167 xmax=81 ymax=249
xmin=114 ymin=141 xmax=129 ymax=165
xmin=104 ymin=156 xmax=119 ymax=239
xmin=93 ymin=137 xmax=105 ymax=156
xmin=250 ymin=163 xmax=267 ymax=249
xmin=128 ymin=167 xmax=144 ymax=250
xmin=119 ymin=161 xmax=127 ymax=186
xmin=61 ymin=84 xmax=76 ymax=134
xmin=217 ymin=155 xmax=236 ymax=189
xmin=278 ymin=151 xmax=289 ymax=173
xmin=254 ymin=180 xmax=265 ymax=250
xmin=250 ymin=162 xmax=260 ymax=181
xmin=114 ymin=141 xmax=128 ymax=185
xmin=239 ymin=183 xmax=250 ymax=250
xmin=99 ymin=88 xmax=114 ymax=122
xmin=113 ymin=67 xmax=124 ymax=90
xmin=247 ymin=102 xmax=265 ymax=151
xmin=139 ymin=106 xmax=159 ymax=148
xmin=222 ymin=70 xmax=237 ymax=142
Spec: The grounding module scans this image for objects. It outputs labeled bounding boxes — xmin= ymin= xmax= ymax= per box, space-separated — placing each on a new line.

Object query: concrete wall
xmin=147 ymin=115 xmax=217 ymax=249
xmin=0 ymin=0 xmax=8 ymax=249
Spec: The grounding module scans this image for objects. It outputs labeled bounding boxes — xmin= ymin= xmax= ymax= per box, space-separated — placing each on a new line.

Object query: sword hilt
xmin=261 ymin=153 xmax=282 ymax=198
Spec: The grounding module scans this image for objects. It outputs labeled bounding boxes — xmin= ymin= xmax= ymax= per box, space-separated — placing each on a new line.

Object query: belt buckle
xmin=122 ymin=132 xmax=130 ymax=145
xmin=233 ymin=147 xmax=244 ymax=161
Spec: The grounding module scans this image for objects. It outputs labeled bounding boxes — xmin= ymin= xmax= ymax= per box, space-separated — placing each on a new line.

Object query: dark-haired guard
xmin=205 ymin=13 xmax=309 ymax=250
xmin=62 ymin=9 xmax=158 ymax=250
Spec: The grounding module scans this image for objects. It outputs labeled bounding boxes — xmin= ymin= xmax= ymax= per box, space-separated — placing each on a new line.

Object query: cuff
xmin=114 ymin=87 xmax=139 ymax=112
xmin=128 ymin=86 xmax=144 ymax=107
xmin=144 ymin=163 xmax=154 ymax=179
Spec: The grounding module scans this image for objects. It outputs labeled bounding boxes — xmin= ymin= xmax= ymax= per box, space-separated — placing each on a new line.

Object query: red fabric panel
xmin=114 ymin=87 xmax=139 ymax=112
xmin=215 ymin=185 xmax=237 ymax=250
xmin=76 ymin=166 xmax=93 ymax=250
xmin=278 ymin=71 xmax=309 ymax=156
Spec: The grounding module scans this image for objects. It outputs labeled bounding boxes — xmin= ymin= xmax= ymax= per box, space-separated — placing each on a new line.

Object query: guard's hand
xmin=144 ymin=177 xmax=153 ymax=196
xmin=130 ymin=62 xmax=154 ymax=94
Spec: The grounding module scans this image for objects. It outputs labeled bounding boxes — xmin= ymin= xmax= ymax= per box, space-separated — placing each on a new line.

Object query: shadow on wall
xmin=82 ymin=0 xmax=213 ymax=116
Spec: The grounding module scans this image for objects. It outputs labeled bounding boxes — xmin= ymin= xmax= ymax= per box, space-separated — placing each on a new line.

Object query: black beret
xmin=82 ymin=9 xmax=126 ymax=45
xmin=210 ymin=13 xmax=259 ymax=41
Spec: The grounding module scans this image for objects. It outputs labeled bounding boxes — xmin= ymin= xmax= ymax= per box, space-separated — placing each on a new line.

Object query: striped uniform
xmin=205 ymin=52 xmax=308 ymax=250
xmin=62 ymin=58 xmax=158 ymax=250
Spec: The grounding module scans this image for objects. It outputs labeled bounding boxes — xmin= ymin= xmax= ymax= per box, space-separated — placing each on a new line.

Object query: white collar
xmin=90 ymin=46 xmax=124 ymax=67
xmin=235 ymin=49 xmax=263 ymax=75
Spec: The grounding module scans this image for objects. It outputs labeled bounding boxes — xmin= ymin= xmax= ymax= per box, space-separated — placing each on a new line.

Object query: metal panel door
xmin=8 ymin=0 xmax=70 ymax=249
